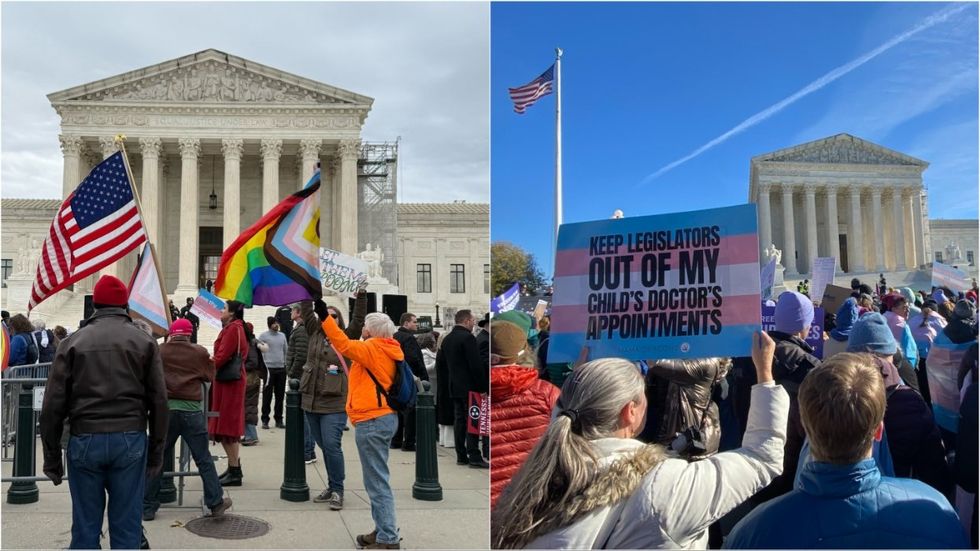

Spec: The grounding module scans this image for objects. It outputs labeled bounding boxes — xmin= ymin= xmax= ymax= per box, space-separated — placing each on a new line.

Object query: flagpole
xmin=554 ymin=47 xmax=563 ymax=253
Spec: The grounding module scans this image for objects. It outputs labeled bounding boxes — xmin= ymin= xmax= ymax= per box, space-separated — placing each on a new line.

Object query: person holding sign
xmin=491 ymin=331 xmax=788 ymax=549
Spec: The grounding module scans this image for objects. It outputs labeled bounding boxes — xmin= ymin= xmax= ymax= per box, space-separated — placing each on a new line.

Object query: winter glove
xmin=314 ymin=299 xmax=329 ymax=322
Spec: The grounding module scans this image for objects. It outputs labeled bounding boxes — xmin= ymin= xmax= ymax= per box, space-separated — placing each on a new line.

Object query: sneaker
xmin=356 ymin=531 xmax=377 ymax=547
xmin=313 ymin=489 xmax=332 ymax=503
xmin=209 ymin=497 xmax=233 ymax=516
xmin=327 ymin=491 xmax=343 ymax=511
xmin=305 ymin=456 xmax=318 ymax=465
xmin=241 ymin=439 xmax=259 ymax=447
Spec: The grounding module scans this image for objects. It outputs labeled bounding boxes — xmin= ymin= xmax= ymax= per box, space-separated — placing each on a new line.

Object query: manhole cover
xmin=184 ymin=514 xmax=270 ymax=540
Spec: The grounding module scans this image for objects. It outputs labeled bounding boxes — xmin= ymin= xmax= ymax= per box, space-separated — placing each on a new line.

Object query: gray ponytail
xmin=491 ymin=358 xmax=657 ymax=549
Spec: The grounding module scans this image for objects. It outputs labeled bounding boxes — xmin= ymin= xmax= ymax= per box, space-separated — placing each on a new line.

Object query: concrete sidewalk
xmin=1 ymin=422 xmax=489 ymax=549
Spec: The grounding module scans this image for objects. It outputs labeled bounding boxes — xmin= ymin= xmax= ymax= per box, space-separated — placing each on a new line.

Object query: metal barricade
xmin=2 ymin=363 xmax=53 ymax=462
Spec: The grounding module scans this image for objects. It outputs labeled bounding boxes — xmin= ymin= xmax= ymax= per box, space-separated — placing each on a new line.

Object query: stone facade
xmin=930 ymin=219 xmax=979 ymax=270
xmin=750 ymin=134 xmax=930 ymax=276
xmin=49 ymin=49 xmax=371 ymax=296
xmin=396 ymin=202 xmax=491 ymax=322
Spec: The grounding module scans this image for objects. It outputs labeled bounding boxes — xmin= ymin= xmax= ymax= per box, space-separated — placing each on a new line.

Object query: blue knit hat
xmin=847 ymin=312 xmax=897 ymax=355
xmin=774 ymin=291 xmax=815 ymax=333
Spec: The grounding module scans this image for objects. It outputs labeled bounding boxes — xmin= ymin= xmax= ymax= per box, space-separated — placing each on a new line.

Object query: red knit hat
xmin=170 ymin=318 xmax=193 ymax=336
xmin=93 ymin=275 xmax=129 ymax=307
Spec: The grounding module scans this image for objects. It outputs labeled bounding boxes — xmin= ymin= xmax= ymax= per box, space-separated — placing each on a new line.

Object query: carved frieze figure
xmin=220 ymin=69 xmax=237 ymax=101
xmin=186 ymin=69 xmax=203 ymax=101
xmin=167 ymin=76 xmax=184 ymax=101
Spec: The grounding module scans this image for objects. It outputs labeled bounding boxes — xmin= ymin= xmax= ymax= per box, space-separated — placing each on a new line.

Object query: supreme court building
xmin=1 ymin=49 xmax=490 ymax=322
xmin=750 ymin=134 xmax=932 ymax=276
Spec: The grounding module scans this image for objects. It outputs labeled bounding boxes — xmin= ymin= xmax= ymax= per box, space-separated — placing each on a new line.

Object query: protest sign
xmin=467 ymin=391 xmax=489 ymax=436
xmin=760 ymin=257 xmax=776 ymax=302
xmin=191 ymin=289 xmax=226 ymax=330
xmin=762 ymin=304 xmax=825 ymax=359
xmin=490 ymin=282 xmax=521 ymax=314
xmin=532 ymin=299 xmax=549 ymax=322
xmin=809 ymin=257 xmax=837 ymax=305
xmin=319 ymin=248 xmax=369 ymax=298
xmin=821 ymin=284 xmax=852 ymax=314
xmin=549 ymin=204 xmax=761 ymax=363
xmin=932 ymin=261 xmax=971 ymax=293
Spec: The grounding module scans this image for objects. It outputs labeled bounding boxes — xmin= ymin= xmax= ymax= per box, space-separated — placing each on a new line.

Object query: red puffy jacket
xmin=490 ymin=365 xmax=560 ymax=509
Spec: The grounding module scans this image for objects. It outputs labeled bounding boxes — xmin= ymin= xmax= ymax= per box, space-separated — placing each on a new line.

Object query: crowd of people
xmin=490 ymin=276 xmax=979 ymax=549
xmin=12 ymin=275 xmax=495 ymax=550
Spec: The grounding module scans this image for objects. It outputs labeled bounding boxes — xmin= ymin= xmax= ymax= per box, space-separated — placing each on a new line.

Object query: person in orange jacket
xmin=323 ymin=311 xmax=405 ymax=549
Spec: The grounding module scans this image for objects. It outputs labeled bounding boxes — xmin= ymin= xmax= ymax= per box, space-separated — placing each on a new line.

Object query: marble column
xmin=330 ymin=156 xmax=343 ymax=252
xmin=780 ymin=184 xmax=798 ymax=276
xmin=59 ymin=135 xmax=84 ymax=198
xmin=138 ymin=138 xmax=162 ymax=245
xmin=824 ymin=186 xmax=842 ymax=272
xmin=221 ymin=138 xmax=244 ymax=249
xmin=299 ymin=139 xmax=321 ymax=187
xmin=261 ymin=139 xmax=282 ymax=213
xmin=337 ymin=139 xmax=360 ymax=255
xmin=319 ymin=155 xmax=333 ymax=249
xmin=848 ymin=186 xmax=866 ymax=273
xmin=803 ymin=184 xmax=818 ymax=274
xmin=870 ymin=187 xmax=886 ymax=272
xmin=891 ymin=189 xmax=907 ymax=270
xmin=904 ymin=189 xmax=919 ymax=268
xmin=175 ymin=138 xmax=201 ymax=296
xmin=756 ymin=183 xmax=773 ymax=258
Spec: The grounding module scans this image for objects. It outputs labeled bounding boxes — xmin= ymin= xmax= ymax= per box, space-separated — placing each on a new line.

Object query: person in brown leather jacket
xmin=645 ymin=357 xmax=731 ymax=456
xmin=298 ymin=291 xmax=367 ymax=510
xmin=39 ymin=275 xmax=169 ymax=549
xmin=143 ymin=318 xmax=231 ymax=521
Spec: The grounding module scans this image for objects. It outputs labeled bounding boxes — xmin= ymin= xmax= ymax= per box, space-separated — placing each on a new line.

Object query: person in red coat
xmin=209 ymin=300 xmax=249 ymax=486
xmin=490 ymin=320 xmax=560 ymax=509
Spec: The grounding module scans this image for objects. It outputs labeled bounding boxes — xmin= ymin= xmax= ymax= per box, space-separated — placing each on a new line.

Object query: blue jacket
xmin=8 ymin=333 xmax=36 ymax=367
xmin=726 ymin=459 xmax=968 ymax=549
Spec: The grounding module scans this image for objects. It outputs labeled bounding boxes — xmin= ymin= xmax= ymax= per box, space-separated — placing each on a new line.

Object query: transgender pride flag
xmin=548 ymin=204 xmax=762 ymax=363
xmin=128 ymin=244 xmax=171 ymax=338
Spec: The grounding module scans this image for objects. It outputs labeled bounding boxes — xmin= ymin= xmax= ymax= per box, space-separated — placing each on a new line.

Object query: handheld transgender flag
xmin=29 ymin=151 xmax=146 ymax=311
xmin=214 ymin=169 xmax=322 ymax=307
xmin=128 ymin=244 xmax=171 ymax=338
xmin=548 ymin=204 xmax=762 ymax=363
xmin=509 ymin=64 xmax=554 ymax=114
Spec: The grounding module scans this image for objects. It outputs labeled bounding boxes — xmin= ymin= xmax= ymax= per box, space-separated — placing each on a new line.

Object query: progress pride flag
xmin=549 ymin=204 xmax=761 ymax=363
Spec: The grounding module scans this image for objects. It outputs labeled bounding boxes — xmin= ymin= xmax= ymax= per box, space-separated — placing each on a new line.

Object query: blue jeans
xmin=144 ymin=411 xmax=224 ymax=514
xmin=305 ymin=411 xmax=346 ymax=494
xmin=303 ymin=415 xmax=316 ymax=460
xmin=67 ymin=431 xmax=147 ymax=549
xmin=354 ymin=413 xmax=399 ymax=544
xmin=244 ymin=423 xmax=258 ymax=442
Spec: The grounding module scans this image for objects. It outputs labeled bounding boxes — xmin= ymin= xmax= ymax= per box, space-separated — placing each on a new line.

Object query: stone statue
xmin=167 ymin=76 xmax=184 ymax=101
xmin=357 ymin=243 xmax=384 ymax=279
xmin=764 ymin=243 xmax=783 ymax=267
xmin=186 ymin=69 xmax=203 ymax=101
xmin=220 ymin=69 xmax=237 ymax=101
xmin=946 ymin=241 xmax=963 ymax=262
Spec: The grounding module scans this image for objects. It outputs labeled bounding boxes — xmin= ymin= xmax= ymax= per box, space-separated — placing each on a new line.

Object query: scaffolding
xmin=358 ymin=141 xmax=399 ymax=284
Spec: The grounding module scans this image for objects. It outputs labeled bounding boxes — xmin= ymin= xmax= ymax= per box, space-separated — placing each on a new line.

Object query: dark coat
xmin=394 ymin=327 xmax=428 ymax=381
xmin=476 ymin=328 xmax=490 ymax=369
xmin=40 ymin=308 xmax=168 ymax=478
xmin=276 ymin=306 xmax=293 ymax=341
xmin=160 ymin=336 xmax=214 ymax=401
xmin=645 ymin=358 xmax=728 ymax=455
xmin=885 ymin=385 xmax=952 ymax=495
xmin=298 ymin=295 xmax=365 ymax=414
xmin=435 ymin=346 xmax=454 ymax=425
xmin=438 ymin=325 xmax=488 ymax=400
xmin=286 ymin=324 xmax=309 ymax=379
xmin=243 ymin=338 xmax=266 ymax=426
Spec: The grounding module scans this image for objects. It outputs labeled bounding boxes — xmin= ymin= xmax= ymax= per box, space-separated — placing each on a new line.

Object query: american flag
xmin=509 ymin=65 xmax=555 ymax=114
xmin=29 ymin=151 xmax=146 ymax=311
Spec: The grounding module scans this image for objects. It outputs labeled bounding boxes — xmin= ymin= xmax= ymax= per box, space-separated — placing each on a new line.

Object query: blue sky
xmin=491 ymin=2 xmax=979 ymax=279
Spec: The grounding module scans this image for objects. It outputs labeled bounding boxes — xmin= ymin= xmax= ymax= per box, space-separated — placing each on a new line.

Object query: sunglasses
xmin=329 ymin=313 xmax=339 ymax=319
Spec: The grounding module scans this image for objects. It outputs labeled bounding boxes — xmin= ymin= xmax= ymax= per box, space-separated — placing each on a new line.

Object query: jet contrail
xmin=641 ymin=3 xmax=972 ymax=184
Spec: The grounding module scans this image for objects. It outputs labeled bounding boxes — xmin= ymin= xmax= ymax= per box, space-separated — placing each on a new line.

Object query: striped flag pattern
xmin=29 ymin=151 xmax=146 ymax=311
xmin=128 ymin=244 xmax=171 ymax=338
xmin=509 ymin=65 xmax=554 ymax=114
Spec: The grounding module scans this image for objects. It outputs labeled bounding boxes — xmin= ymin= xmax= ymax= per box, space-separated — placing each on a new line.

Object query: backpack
xmin=364 ymin=359 xmax=418 ymax=412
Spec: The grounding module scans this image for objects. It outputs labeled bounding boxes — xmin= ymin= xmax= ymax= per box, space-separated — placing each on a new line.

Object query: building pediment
xmin=48 ymin=49 xmax=373 ymax=108
xmin=752 ymin=134 xmax=928 ymax=168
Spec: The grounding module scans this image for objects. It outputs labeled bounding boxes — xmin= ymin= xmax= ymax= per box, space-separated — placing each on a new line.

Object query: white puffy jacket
xmin=526 ymin=382 xmax=789 ymax=549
